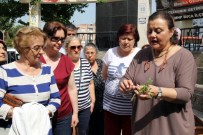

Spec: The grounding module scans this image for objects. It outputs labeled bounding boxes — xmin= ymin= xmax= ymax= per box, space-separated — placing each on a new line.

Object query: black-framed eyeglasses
xmin=50 ymin=36 xmax=65 ymax=43
xmin=69 ymin=45 xmax=83 ymax=51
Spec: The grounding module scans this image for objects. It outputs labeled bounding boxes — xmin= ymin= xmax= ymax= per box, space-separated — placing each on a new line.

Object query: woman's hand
xmin=48 ymin=110 xmax=53 ymax=117
xmin=119 ymin=79 xmax=135 ymax=94
xmin=90 ymin=102 xmax=95 ymax=113
xmin=135 ymin=85 xmax=158 ymax=100
xmin=6 ymin=107 xmax=14 ymax=119
xmin=71 ymin=113 xmax=79 ymax=127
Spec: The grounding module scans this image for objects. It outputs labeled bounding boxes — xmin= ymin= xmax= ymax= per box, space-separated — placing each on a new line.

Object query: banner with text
xmin=156 ymin=0 xmax=203 ymax=20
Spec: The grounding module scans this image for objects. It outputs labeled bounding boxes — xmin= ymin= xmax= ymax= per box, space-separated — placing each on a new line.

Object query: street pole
xmin=29 ymin=2 xmax=41 ymax=27
xmin=137 ymin=0 xmax=150 ymax=47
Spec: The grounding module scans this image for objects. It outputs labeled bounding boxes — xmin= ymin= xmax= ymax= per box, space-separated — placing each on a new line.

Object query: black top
xmin=92 ymin=59 xmax=105 ymax=112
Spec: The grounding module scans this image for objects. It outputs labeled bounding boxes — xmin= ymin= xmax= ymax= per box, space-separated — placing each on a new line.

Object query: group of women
xmin=0 ymin=10 xmax=197 ymax=135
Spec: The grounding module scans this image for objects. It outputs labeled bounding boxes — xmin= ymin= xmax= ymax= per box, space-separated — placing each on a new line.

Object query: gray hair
xmin=65 ymin=36 xmax=81 ymax=48
xmin=66 ymin=24 xmax=78 ymax=31
xmin=83 ymin=42 xmax=99 ymax=54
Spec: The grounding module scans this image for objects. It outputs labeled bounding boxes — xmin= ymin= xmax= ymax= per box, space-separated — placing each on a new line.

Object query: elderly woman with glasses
xmin=65 ymin=36 xmax=95 ymax=135
xmin=0 ymin=26 xmax=61 ymax=135
xmin=40 ymin=21 xmax=78 ymax=135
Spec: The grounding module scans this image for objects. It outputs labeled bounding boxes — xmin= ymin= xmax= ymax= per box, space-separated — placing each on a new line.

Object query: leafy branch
xmin=131 ymin=78 xmax=154 ymax=101
xmin=139 ymin=78 xmax=153 ymax=97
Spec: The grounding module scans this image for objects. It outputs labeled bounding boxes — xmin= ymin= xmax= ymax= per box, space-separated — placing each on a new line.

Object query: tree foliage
xmin=41 ymin=4 xmax=87 ymax=25
xmin=0 ymin=0 xmax=88 ymax=46
xmin=4 ymin=25 xmax=24 ymax=47
xmin=0 ymin=0 xmax=28 ymax=31
xmin=0 ymin=0 xmax=88 ymax=30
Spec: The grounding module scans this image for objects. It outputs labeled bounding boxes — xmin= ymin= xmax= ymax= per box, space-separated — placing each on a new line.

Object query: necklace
xmin=143 ymin=45 xmax=175 ymax=73
xmin=152 ymin=47 xmax=171 ymax=59
xmin=153 ymin=51 xmax=168 ymax=59
xmin=152 ymin=45 xmax=174 ymax=73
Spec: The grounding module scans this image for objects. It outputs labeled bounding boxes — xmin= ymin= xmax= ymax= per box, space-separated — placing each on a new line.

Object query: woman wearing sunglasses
xmin=65 ymin=36 xmax=95 ymax=135
xmin=40 ymin=21 xmax=78 ymax=135
xmin=0 ymin=26 xmax=61 ymax=135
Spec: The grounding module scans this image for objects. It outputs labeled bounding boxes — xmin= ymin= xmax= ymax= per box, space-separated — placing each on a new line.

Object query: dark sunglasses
xmin=50 ymin=36 xmax=65 ymax=43
xmin=69 ymin=45 xmax=83 ymax=50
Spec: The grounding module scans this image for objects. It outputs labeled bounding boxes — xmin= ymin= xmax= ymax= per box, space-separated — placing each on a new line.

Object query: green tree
xmin=0 ymin=0 xmax=28 ymax=31
xmin=0 ymin=0 xmax=88 ymax=46
xmin=41 ymin=4 xmax=87 ymax=25
xmin=0 ymin=0 xmax=87 ymax=30
xmin=4 ymin=25 xmax=24 ymax=47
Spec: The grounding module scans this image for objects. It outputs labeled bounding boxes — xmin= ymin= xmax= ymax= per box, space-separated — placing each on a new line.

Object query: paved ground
xmin=97 ymin=50 xmax=106 ymax=59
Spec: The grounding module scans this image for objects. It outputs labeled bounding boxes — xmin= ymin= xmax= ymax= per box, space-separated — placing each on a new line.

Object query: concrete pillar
xmin=29 ymin=3 xmax=41 ymax=27
xmin=137 ymin=0 xmax=150 ymax=48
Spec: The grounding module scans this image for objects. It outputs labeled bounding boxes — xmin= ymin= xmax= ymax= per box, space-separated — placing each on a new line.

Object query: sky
xmin=19 ymin=1 xmax=156 ymax=27
xmin=18 ymin=3 xmax=96 ymax=27
xmin=70 ymin=3 xmax=96 ymax=26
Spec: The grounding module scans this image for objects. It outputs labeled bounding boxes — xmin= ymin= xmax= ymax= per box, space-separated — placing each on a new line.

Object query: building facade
xmin=77 ymin=23 xmax=96 ymax=46
xmin=96 ymin=0 xmax=138 ymax=49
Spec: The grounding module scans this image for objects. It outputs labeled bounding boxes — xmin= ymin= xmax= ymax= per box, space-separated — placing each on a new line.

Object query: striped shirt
xmin=0 ymin=62 xmax=60 ymax=120
xmin=74 ymin=58 xmax=93 ymax=111
xmin=103 ymin=47 xmax=140 ymax=115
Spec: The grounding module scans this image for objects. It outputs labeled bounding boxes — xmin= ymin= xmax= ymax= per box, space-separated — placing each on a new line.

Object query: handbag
xmin=3 ymin=93 xmax=24 ymax=107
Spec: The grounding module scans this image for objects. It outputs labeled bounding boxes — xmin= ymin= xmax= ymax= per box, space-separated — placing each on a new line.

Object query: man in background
xmin=60 ymin=24 xmax=78 ymax=54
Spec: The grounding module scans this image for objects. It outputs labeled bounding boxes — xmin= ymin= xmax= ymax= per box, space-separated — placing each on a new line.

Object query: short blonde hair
xmin=13 ymin=26 xmax=47 ymax=54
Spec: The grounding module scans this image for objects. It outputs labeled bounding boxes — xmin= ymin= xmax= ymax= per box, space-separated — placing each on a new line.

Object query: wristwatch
xmin=157 ymin=87 xmax=162 ymax=98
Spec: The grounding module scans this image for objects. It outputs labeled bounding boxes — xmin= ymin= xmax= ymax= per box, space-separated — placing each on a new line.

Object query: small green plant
xmin=131 ymin=78 xmax=153 ymax=101
xmin=139 ymin=78 xmax=154 ymax=97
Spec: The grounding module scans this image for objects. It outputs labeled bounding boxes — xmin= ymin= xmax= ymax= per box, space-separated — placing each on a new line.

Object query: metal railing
xmin=5 ymin=27 xmax=203 ymax=63
xmin=77 ymin=32 xmax=117 ymax=50
xmin=78 ymin=27 xmax=203 ymax=51
xmin=180 ymin=27 xmax=203 ymax=51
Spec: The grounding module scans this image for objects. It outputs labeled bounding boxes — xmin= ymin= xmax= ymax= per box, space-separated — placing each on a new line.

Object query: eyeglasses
xmin=30 ymin=45 xmax=44 ymax=53
xmin=50 ymin=36 xmax=65 ymax=43
xmin=69 ymin=45 xmax=83 ymax=51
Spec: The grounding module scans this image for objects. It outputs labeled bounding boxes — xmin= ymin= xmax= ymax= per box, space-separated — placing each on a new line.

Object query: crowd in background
xmin=0 ymin=11 xmax=197 ymax=135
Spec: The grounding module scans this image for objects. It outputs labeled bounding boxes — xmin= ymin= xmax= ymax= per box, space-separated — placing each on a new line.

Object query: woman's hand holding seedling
xmin=119 ymin=79 xmax=136 ymax=94
xmin=120 ymin=78 xmax=158 ymax=101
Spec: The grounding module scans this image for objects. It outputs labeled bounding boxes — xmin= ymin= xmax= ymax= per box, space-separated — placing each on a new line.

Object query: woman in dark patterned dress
xmin=84 ymin=43 xmax=105 ymax=135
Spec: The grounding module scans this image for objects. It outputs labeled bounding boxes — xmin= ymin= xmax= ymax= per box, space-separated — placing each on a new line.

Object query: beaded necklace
xmin=144 ymin=45 xmax=174 ymax=73
xmin=152 ymin=46 xmax=171 ymax=73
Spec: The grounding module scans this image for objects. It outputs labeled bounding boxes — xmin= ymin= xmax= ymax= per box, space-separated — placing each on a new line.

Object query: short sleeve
xmin=102 ymin=48 xmax=113 ymax=66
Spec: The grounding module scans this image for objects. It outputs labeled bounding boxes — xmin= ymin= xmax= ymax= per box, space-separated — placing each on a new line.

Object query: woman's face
xmin=22 ymin=36 xmax=44 ymax=65
xmin=147 ymin=18 xmax=174 ymax=50
xmin=119 ymin=34 xmax=135 ymax=53
xmin=47 ymin=29 xmax=65 ymax=52
xmin=66 ymin=39 xmax=82 ymax=61
xmin=84 ymin=46 xmax=97 ymax=64
xmin=0 ymin=43 xmax=6 ymax=63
